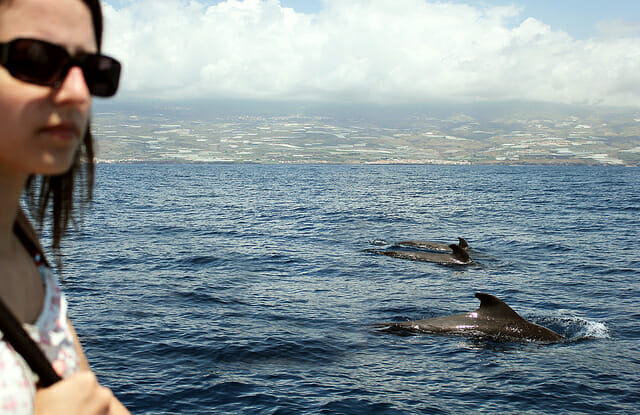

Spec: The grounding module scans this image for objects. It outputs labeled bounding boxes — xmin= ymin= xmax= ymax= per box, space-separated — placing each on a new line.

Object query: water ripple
xmin=60 ymin=164 xmax=640 ymax=414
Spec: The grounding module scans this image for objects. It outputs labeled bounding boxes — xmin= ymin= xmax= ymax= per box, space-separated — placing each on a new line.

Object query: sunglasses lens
xmin=8 ymin=39 xmax=67 ymax=86
xmin=3 ymin=38 xmax=121 ymax=97
xmin=83 ymin=55 xmax=121 ymax=97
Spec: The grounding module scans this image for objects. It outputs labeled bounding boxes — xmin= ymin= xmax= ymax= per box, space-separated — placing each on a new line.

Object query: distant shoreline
xmin=94 ymin=159 xmax=638 ymax=167
xmin=92 ymin=105 xmax=640 ymax=167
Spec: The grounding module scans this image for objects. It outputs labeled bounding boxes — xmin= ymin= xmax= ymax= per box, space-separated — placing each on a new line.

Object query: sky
xmin=100 ymin=0 xmax=640 ymax=108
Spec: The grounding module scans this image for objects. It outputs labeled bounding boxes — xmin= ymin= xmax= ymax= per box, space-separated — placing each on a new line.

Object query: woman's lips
xmin=39 ymin=122 xmax=81 ymax=141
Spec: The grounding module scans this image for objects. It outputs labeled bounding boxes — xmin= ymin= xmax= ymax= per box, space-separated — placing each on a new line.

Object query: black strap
xmin=0 ymin=298 xmax=61 ymax=387
xmin=1 ymin=211 xmax=60 ymax=386
xmin=13 ymin=217 xmax=49 ymax=268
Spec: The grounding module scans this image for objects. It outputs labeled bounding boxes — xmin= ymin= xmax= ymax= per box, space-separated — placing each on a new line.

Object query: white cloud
xmin=102 ymin=0 xmax=640 ymax=107
xmin=596 ymin=19 xmax=640 ymax=38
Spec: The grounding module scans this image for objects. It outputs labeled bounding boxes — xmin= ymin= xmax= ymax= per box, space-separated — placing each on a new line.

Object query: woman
xmin=0 ymin=0 xmax=129 ymax=413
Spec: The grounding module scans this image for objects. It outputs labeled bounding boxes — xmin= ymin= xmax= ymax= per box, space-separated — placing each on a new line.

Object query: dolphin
xmin=397 ymin=237 xmax=469 ymax=252
xmin=376 ymin=244 xmax=472 ymax=265
xmin=376 ymin=292 xmax=565 ymax=342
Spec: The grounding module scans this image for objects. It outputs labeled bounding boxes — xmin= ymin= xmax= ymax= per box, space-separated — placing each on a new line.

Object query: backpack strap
xmin=13 ymin=208 xmax=50 ymax=267
xmin=0 ymin=208 xmax=60 ymax=386
xmin=0 ymin=298 xmax=61 ymax=387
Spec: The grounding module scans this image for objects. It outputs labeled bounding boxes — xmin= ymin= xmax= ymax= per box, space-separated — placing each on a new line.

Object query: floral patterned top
xmin=0 ymin=255 xmax=80 ymax=414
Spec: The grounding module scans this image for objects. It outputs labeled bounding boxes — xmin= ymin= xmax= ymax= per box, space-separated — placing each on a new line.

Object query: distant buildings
xmin=92 ymin=108 xmax=640 ymax=166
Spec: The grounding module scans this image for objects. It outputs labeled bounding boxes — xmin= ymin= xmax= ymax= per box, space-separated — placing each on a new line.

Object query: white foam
xmin=567 ymin=317 xmax=610 ymax=340
xmin=533 ymin=315 xmax=610 ymax=341
xmin=369 ymin=239 xmax=389 ymax=246
xmin=579 ymin=319 xmax=610 ymax=339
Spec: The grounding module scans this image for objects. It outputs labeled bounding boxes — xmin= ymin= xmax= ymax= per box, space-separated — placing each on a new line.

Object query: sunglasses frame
xmin=0 ymin=37 xmax=121 ymax=97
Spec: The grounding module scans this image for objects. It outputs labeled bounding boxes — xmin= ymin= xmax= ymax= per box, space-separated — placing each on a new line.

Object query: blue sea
xmin=59 ymin=164 xmax=639 ymax=414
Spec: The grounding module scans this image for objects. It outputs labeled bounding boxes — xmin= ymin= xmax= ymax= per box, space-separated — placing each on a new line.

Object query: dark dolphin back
xmin=474 ymin=293 xmax=525 ymax=321
xmin=449 ymin=244 xmax=471 ymax=263
xmin=474 ymin=293 xmax=564 ymax=341
xmin=457 ymin=237 xmax=469 ymax=249
xmin=376 ymin=292 xmax=565 ymax=342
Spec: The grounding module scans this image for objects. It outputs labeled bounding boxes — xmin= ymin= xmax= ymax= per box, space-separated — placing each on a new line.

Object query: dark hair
xmin=24 ymin=0 xmax=104 ymax=270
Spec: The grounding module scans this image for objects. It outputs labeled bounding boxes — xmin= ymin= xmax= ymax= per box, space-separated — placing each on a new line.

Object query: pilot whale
xmin=376 ymin=292 xmax=565 ymax=342
xmin=376 ymin=244 xmax=472 ymax=265
xmin=397 ymin=237 xmax=469 ymax=252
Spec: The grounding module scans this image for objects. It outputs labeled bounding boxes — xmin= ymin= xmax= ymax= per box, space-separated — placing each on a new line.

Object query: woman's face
xmin=0 ymin=0 xmax=96 ymax=179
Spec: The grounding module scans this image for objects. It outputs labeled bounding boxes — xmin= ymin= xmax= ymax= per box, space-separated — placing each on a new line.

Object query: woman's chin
xmin=37 ymin=153 xmax=78 ymax=176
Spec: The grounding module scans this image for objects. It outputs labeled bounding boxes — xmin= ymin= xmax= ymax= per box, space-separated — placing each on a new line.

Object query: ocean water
xmin=59 ymin=164 xmax=639 ymax=414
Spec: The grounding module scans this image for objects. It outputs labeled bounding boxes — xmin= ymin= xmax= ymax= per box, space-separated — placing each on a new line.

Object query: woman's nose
xmin=54 ymin=66 xmax=92 ymax=104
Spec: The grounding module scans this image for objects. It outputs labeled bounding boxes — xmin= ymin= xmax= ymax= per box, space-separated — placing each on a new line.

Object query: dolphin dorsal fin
xmin=457 ymin=237 xmax=469 ymax=249
xmin=474 ymin=293 xmax=524 ymax=321
xmin=449 ymin=244 xmax=471 ymax=262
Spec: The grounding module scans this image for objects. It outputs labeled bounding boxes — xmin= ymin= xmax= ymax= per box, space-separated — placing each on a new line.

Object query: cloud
xmin=596 ymin=19 xmax=640 ymax=38
xmin=102 ymin=0 xmax=640 ymax=107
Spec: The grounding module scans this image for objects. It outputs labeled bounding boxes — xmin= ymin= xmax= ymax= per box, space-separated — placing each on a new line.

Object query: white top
xmin=0 ymin=259 xmax=80 ymax=414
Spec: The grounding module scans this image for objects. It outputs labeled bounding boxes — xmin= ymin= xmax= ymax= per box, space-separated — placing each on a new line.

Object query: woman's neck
xmin=0 ymin=173 xmax=29 ymax=255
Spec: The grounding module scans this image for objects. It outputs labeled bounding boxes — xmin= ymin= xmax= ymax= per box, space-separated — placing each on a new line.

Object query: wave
xmin=565 ymin=317 xmax=610 ymax=340
xmin=535 ymin=315 xmax=610 ymax=341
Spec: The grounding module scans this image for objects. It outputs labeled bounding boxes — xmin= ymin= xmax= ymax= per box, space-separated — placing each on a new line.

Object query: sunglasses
xmin=0 ymin=38 xmax=121 ymax=97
